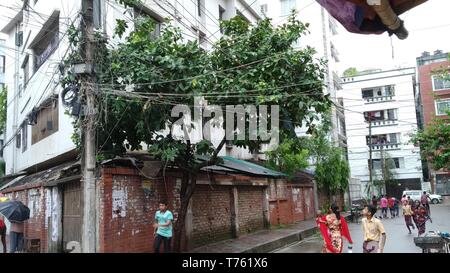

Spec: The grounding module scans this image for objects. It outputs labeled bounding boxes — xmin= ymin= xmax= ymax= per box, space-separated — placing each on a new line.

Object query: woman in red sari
xmin=318 ymin=204 xmax=353 ymax=253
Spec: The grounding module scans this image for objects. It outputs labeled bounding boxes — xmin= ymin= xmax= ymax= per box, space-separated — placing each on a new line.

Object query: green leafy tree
xmin=63 ymin=5 xmax=332 ymax=251
xmin=343 ymin=67 xmax=358 ymax=77
xmin=411 ymin=110 xmax=450 ymax=171
xmin=265 ymin=138 xmax=309 ymax=178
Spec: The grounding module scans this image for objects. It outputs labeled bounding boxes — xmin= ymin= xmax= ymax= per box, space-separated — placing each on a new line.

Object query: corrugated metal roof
xmin=200 ymin=155 xmax=287 ymax=178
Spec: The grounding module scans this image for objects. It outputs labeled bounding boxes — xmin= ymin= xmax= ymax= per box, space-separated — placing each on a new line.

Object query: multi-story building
xmin=416 ymin=50 xmax=450 ymax=195
xmin=258 ymin=0 xmax=346 ymax=149
xmin=341 ymin=67 xmax=423 ymax=198
xmin=0 ymin=0 xmax=261 ymax=176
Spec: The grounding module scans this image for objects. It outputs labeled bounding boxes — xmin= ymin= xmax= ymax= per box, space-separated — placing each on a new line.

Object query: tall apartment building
xmin=258 ymin=0 xmax=346 ymax=149
xmin=416 ymin=50 xmax=450 ymax=195
xmin=341 ymin=67 xmax=423 ymax=198
xmin=0 ymin=0 xmax=261 ymax=177
xmin=0 ymin=36 xmax=6 ymax=162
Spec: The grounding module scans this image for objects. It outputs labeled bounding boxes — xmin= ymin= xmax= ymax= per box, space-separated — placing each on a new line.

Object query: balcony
xmin=369 ymin=143 xmax=401 ymax=151
xmin=370 ymin=119 xmax=398 ymax=127
xmin=362 ymin=85 xmax=395 ymax=104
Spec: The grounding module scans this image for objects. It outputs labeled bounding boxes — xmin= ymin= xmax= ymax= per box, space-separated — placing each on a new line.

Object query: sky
xmin=1 ymin=0 xmax=449 ymax=74
xmin=333 ymin=0 xmax=450 ymax=73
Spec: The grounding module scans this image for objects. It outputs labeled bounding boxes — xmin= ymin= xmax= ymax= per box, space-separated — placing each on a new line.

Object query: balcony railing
xmin=369 ymin=119 xmax=398 ymax=127
xmin=369 ymin=143 xmax=400 ymax=150
xmin=364 ymin=95 xmax=395 ymax=104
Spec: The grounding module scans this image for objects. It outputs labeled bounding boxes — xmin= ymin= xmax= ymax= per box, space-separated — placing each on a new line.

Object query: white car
xmin=402 ymin=190 xmax=443 ymax=204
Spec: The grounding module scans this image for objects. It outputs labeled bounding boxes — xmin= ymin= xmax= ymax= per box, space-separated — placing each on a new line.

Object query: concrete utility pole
xmin=80 ymin=0 xmax=97 ymax=253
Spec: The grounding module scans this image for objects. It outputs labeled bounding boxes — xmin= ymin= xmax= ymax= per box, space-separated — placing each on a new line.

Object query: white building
xmin=340 ymin=67 xmax=423 ymax=198
xmin=0 ymin=0 xmax=262 ymax=176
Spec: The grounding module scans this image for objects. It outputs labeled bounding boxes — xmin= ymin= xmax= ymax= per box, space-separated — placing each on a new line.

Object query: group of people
xmin=316 ymin=191 xmax=433 ymax=253
xmin=316 ymin=204 xmax=386 ymax=253
xmin=372 ymin=194 xmax=400 ymax=219
xmin=401 ymin=192 xmax=432 ymax=236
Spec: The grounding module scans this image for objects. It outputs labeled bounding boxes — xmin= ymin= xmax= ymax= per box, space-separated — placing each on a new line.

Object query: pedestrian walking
xmin=153 ymin=200 xmax=173 ymax=253
xmin=393 ymin=197 xmax=399 ymax=217
xmin=421 ymin=191 xmax=431 ymax=216
xmin=388 ymin=196 xmax=395 ymax=218
xmin=402 ymin=202 xmax=415 ymax=234
xmin=361 ymin=205 xmax=387 ymax=253
xmin=318 ymin=204 xmax=353 ymax=253
xmin=0 ymin=215 xmax=6 ymax=253
xmin=380 ymin=195 xmax=388 ymax=219
xmin=414 ymin=200 xmax=431 ymax=236
xmin=9 ymin=221 xmax=24 ymax=253
xmin=401 ymin=194 xmax=408 ymax=206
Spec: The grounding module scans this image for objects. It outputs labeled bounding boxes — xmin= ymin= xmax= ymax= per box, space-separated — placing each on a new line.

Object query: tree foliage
xmin=411 ymin=110 xmax=450 ymax=171
xmin=342 ymin=67 xmax=358 ymax=77
xmin=62 ymin=7 xmax=332 ymax=251
xmin=265 ymin=138 xmax=309 ymax=178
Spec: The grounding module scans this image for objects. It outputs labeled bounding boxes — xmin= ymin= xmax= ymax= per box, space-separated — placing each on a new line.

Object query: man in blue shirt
xmin=153 ymin=200 xmax=173 ymax=253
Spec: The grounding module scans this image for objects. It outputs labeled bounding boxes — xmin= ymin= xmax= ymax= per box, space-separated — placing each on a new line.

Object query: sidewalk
xmin=189 ymin=213 xmax=351 ymax=253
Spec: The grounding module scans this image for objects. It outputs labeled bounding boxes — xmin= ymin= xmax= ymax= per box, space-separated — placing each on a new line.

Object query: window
xmin=16 ymin=133 xmax=21 ymax=149
xmin=260 ymin=4 xmax=268 ymax=15
xmin=432 ymin=75 xmax=450 ymax=91
xmin=280 ymin=0 xmax=296 ymax=16
xmin=93 ymin=0 xmax=102 ymax=28
xmin=22 ymin=55 xmax=29 ymax=88
xmin=31 ymin=98 xmax=59 ymax=144
xmin=364 ymin=109 xmax=397 ymax=122
xmin=369 ymin=158 xmax=401 ymax=170
xmin=435 ymin=100 xmax=450 ymax=116
xmin=32 ymin=16 xmax=59 ymax=72
xmin=0 ymin=55 xmax=4 ymax=73
xmin=198 ymin=31 xmax=207 ymax=49
xmin=366 ymin=133 xmax=399 ymax=145
xmin=197 ymin=0 xmax=203 ymax=17
xmin=133 ymin=8 xmax=162 ymax=39
xmin=22 ymin=123 xmax=28 ymax=152
xmin=362 ymin=85 xmax=395 ymax=99
xmin=219 ymin=5 xmax=225 ymax=34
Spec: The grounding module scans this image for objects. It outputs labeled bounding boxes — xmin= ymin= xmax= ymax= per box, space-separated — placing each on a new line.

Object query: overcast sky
xmin=334 ymin=0 xmax=450 ymax=73
xmin=1 ymin=0 xmax=449 ymax=74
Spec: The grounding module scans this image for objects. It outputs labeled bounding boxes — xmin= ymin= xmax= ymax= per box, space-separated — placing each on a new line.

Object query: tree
xmin=411 ymin=110 xmax=450 ymax=171
xmin=342 ymin=67 xmax=358 ymax=77
xmin=371 ymin=150 xmax=397 ymax=196
xmin=265 ymin=138 xmax=309 ymax=178
xmin=0 ymin=86 xmax=7 ymax=135
xmin=62 ymin=6 xmax=332 ymax=251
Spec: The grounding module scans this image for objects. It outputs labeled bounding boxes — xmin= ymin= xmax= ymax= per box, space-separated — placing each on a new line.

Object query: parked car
xmin=402 ymin=190 xmax=443 ymax=204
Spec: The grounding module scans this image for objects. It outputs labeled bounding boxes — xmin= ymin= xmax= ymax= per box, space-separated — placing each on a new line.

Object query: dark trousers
xmin=9 ymin=232 xmax=24 ymax=253
xmin=154 ymin=234 xmax=171 ymax=253
xmin=381 ymin=207 xmax=388 ymax=218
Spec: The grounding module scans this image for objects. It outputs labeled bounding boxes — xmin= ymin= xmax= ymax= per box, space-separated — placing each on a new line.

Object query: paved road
xmin=276 ymin=202 xmax=450 ymax=253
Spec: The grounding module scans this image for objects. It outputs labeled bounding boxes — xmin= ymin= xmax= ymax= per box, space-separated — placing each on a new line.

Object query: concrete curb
xmin=241 ymin=214 xmax=352 ymax=253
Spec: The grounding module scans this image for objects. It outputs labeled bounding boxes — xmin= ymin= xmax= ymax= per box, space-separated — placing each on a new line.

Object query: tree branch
xmin=194 ymin=136 xmax=227 ymax=171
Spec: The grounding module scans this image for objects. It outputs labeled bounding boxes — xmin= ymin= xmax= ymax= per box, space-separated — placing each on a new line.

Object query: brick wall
xmin=191 ymin=185 xmax=232 ymax=248
xmin=237 ymin=186 xmax=264 ymax=234
xmin=99 ymin=167 xmax=157 ymax=253
xmin=5 ymin=187 xmax=48 ymax=252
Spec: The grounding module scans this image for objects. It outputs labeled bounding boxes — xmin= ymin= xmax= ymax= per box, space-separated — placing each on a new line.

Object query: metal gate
xmin=62 ymin=180 xmax=82 ymax=251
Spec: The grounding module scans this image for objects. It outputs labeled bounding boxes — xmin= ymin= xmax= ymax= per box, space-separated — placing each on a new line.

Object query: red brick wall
xmin=99 ymin=167 xmax=160 ymax=253
xmin=237 ymin=186 xmax=264 ymax=234
xmin=418 ymin=60 xmax=450 ymax=126
xmin=191 ymin=185 xmax=232 ymax=248
xmin=5 ymin=187 xmax=48 ymax=252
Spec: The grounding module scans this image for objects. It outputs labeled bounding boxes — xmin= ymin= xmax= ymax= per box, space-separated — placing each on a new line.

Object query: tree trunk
xmin=173 ymin=172 xmax=197 ymax=252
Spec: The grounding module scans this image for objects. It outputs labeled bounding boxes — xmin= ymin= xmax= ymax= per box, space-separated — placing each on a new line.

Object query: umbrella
xmin=0 ymin=200 xmax=30 ymax=222
xmin=316 ymin=0 xmax=428 ymax=39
